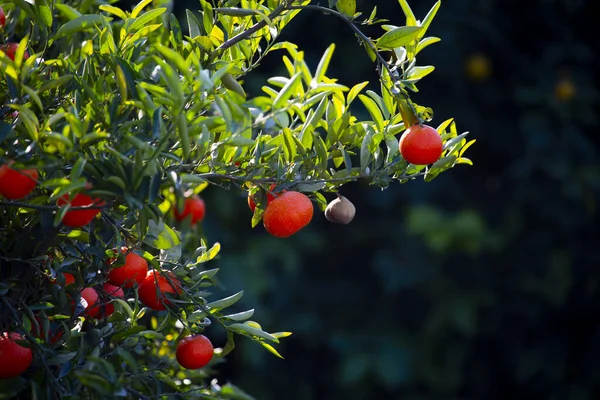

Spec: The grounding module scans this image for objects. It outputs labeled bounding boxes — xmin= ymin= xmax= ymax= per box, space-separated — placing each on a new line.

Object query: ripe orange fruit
xmin=248 ymin=184 xmax=285 ymax=212
xmin=138 ymin=270 xmax=182 ymax=311
xmin=0 ymin=332 xmax=33 ymax=379
xmin=173 ymin=195 xmax=205 ymax=225
xmin=108 ymin=247 xmax=148 ymax=288
xmin=399 ymin=124 xmax=444 ymax=165
xmin=87 ymin=283 xmax=125 ymax=319
xmin=80 ymin=287 xmax=99 ymax=317
xmin=63 ymin=273 xmax=75 ymax=286
xmin=57 ymin=192 xmax=104 ymax=228
xmin=176 ymin=334 xmax=214 ymax=369
xmin=1 ymin=43 xmax=29 ymax=61
xmin=0 ymin=162 xmax=38 ymax=200
xmin=262 ymin=191 xmax=313 ymax=238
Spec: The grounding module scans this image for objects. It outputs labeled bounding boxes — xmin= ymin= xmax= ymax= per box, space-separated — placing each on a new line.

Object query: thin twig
xmin=216 ymin=1 xmax=289 ymax=51
xmin=287 ymin=4 xmax=396 ymax=78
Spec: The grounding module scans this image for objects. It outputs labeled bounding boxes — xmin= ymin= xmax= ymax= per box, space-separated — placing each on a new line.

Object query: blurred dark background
xmin=149 ymin=0 xmax=598 ymax=398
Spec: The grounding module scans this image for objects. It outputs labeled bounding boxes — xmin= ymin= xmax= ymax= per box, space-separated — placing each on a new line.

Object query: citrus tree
xmin=0 ymin=0 xmax=474 ymax=398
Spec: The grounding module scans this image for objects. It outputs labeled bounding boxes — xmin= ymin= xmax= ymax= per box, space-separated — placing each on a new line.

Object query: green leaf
xmin=228 ymin=323 xmax=279 ymax=342
xmin=377 ymin=26 xmax=423 ymax=50
xmin=273 ymin=72 xmax=302 ymax=109
xmin=347 ymin=81 xmax=369 ymax=106
xmin=271 ymin=331 xmax=293 ymax=339
xmin=131 ymin=0 xmax=153 ymax=18
xmin=296 ymin=182 xmax=326 ymax=192
xmin=419 ymin=1 xmax=441 ymax=39
xmin=416 ymin=36 xmax=441 ymax=54
xmin=52 ymin=15 xmax=105 ymax=42
xmin=397 ymin=0 xmax=418 ymax=26
xmin=206 ymin=291 xmax=244 ymax=312
xmin=314 ymin=44 xmax=336 ymax=84
xmin=129 ymin=8 xmax=167 ymax=33
xmin=46 ymin=352 xmax=77 ymax=366
xmin=99 ymin=5 xmax=128 ymax=20
xmin=186 ymin=10 xmax=202 ymax=37
xmin=223 ymin=309 xmax=255 ymax=321
xmin=406 ymin=65 xmax=435 ymax=81
xmin=35 ymin=0 xmax=53 ymax=27
xmin=335 ymin=0 xmax=356 ymax=16
xmin=259 ymin=341 xmax=284 ymax=359
xmin=195 ymin=242 xmax=221 ymax=263
xmin=359 ymin=94 xmax=384 ymax=132
xmin=55 ymin=4 xmax=82 ymax=20
xmin=146 ymin=220 xmax=181 ymax=250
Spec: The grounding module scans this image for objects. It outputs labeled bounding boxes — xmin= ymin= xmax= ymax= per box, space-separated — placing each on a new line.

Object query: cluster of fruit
xmin=0 ymin=3 xmax=447 ymax=381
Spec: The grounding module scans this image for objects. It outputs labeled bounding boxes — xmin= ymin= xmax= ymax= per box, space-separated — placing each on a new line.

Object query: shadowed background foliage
xmin=126 ymin=1 xmax=598 ymax=398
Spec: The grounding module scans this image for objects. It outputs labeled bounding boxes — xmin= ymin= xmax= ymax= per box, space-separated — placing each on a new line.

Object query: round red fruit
xmin=176 ymin=334 xmax=214 ymax=370
xmin=87 ymin=284 xmax=124 ymax=319
xmin=1 ymin=43 xmax=29 ymax=61
xmin=80 ymin=287 xmax=99 ymax=317
xmin=108 ymin=247 xmax=148 ymax=288
xmin=0 ymin=332 xmax=33 ymax=379
xmin=173 ymin=195 xmax=205 ymax=225
xmin=57 ymin=192 xmax=104 ymax=228
xmin=63 ymin=273 xmax=75 ymax=286
xmin=262 ymin=191 xmax=314 ymax=238
xmin=0 ymin=162 xmax=38 ymax=200
xmin=399 ymin=124 xmax=444 ymax=165
xmin=138 ymin=270 xmax=182 ymax=311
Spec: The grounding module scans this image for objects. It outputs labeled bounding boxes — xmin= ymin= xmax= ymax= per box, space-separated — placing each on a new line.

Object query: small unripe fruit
xmin=324 ymin=195 xmax=356 ymax=225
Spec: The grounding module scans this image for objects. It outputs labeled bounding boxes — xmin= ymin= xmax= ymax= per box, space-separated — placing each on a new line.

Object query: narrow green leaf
xmin=177 ymin=113 xmax=190 ymax=160
xmin=416 ymin=36 xmax=441 ymax=54
xmin=347 ymin=81 xmax=369 ymax=106
xmin=196 ymin=242 xmax=221 ymax=263
xmin=99 ymin=5 xmax=128 ymax=20
xmin=397 ymin=0 xmax=417 ymax=26
xmin=186 ymin=10 xmax=202 ymax=37
xmin=154 ymin=44 xmax=190 ymax=80
xmin=228 ymin=323 xmax=278 ymax=342
xmin=206 ymin=291 xmax=244 ymax=312
xmin=55 ymin=4 xmax=82 ymax=20
xmin=406 ymin=65 xmax=435 ymax=81
xmin=359 ymin=94 xmax=384 ymax=132
xmin=377 ymin=26 xmax=423 ymax=50
xmin=223 ymin=309 xmax=255 ymax=322
xmin=53 ymin=15 xmax=105 ymax=41
xmin=35 ymin=0 xmax=53 ymax=27
xmin=259 ymin=341 xmax=284 ymax=359
xmin=314 ymin=44 xmax=335 ymax=84
xmin=419 ymin=1 xmax=441 ymax=39
xmin=131 ymin=0 xmax=153 ymax=18
xmin=129 ymin=8 xmax=167 ymax=33
xmin=273 ymin=72 xmax=302 ymax=109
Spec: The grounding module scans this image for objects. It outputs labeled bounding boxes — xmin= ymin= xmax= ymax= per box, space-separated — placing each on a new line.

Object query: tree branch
xmin=216 ymin=2 xmax=289 ymax=51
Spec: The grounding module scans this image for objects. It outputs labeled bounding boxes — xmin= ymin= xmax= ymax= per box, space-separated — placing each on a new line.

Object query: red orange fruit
xmin=262 ymin=191 xmax=313 ymax=238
